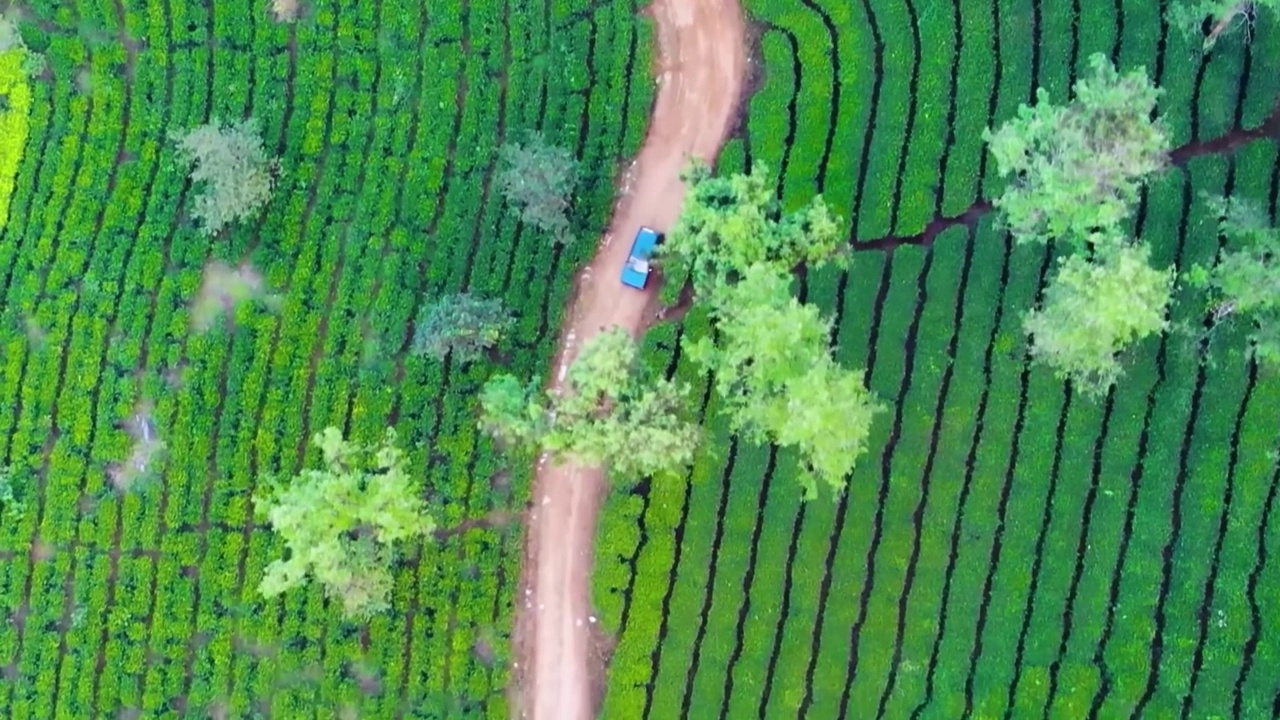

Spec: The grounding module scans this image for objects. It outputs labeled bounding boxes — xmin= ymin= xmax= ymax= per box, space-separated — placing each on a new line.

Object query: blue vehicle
xmin=621 ymin=226 xmax=662 ymax=289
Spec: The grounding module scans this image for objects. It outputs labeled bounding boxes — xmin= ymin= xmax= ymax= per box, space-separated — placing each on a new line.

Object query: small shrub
xmin=0 ymin=466 xmax=24 ymax=521
xmin=1187 ymin=195 xmax=1280 ymax=365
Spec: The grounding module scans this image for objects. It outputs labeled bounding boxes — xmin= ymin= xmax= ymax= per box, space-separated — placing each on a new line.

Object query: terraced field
xmin=597 ymin=0 xmax=1280 ymax=717
xmin=0 ymin=0 xmax=652 ymax=716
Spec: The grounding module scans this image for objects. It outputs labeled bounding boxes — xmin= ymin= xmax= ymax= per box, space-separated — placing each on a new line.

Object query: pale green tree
xmin=1170 ymin=0 xmax=1277 ymax=51
xmin=984 ymin=53 xmax=1169 ymax=249
xmin=1187 ymin=195 xmax=1280 ymax=364
xmin=688 ymin=265 xmax=882 ymax=499
xmin=480 ymin=328 xmax=698 ymax=479
xmin=495 ymin=132 xmax=579 ymax=243
xmin=172 ymin=118 xmax=277 ymax=235
xmin=412 ymin=293 xmax=512 ymax=363
xmin=660 ymin=162 xmax=844 ymax=300
xmin=255 ymin=427 xmax=435 ymax=620
xmin=1024 ymin=242 xmax=1175 ymax=395
xmin=658 ymin=163 xmax=881 ymax=498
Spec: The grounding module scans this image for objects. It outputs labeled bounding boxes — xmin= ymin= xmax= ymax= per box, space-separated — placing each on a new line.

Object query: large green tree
xmin=688 ymin=266 xmax=883 ymax=498
xmin=660 ymin=162 xmax=844 ymax=299
xmin=984 ymin=53 xmax=1169 ymax=249
xmin=411 ymin=293 xmax=512 ymax=363
xmin=172 ymin=118 xmax=277 ymax=236
xmin=1170 ymin=0 xmax=1278 ymax=51
xmin=255 ymin=427 xmax=435 ymax=620
xmin=495 ymin=132 xmax=579 ymax=243
xmin=660 ymin=164 xmax=882 ymax=498
xmin=1188 ymin=195 xmax=1280 ymax=364
xmin=480 ymin=328 xmax=698 ymax=479
xmin=1024 ymin=242 xmax=1175 ymax=395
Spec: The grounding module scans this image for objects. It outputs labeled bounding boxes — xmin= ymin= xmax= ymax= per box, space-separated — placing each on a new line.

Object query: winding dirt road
xmin=511 ymin=1 xmax=747 ymax=718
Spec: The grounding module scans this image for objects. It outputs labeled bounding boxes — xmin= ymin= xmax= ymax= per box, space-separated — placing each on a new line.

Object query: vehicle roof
xmin=631 ymin=226 xmax=660 ymax=256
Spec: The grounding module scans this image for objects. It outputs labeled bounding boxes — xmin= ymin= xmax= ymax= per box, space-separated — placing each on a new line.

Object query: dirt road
xmin=511 ymin=1 xmax=747 ymax=718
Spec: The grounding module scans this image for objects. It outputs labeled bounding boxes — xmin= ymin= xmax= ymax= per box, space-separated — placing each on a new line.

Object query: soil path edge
xmin=511 ymin=1 xmax=748 ymax=718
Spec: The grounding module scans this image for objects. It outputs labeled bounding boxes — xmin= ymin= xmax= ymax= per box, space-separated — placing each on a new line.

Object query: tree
xmin=658 ymin=163 xmax=881 ymax=498
xmin=1024 ymin=242 xmax=1175 ymax=395
xmin=480 ymin=327 xmax=698 ymax=479
xmin=687 ymin=266 xmax=883 ymax=498
xmin=495 ymin=132 xmax=579 ymax=243
xmin=411 ymin=293 xmax=512 ymax=363
xmin=984 ymin=53 xmax=1169 ymax=249
xmin=660 ymin=162 xmax=844 ymax=300
xmin=255 ymin=427 xmax=435 ymax=620
xmin=0 ymin=12 xmax=45 ymax=76
xmin=172 ymin=118 xmax=277 ymax=236
xmin=1187 ymin=195 xmax=1280 ymax=364
xmin=1170 ymin=0 xmax=1276 ymax=51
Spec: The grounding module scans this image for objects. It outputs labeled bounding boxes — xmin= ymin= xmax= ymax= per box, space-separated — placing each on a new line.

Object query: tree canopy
xmin=255 ymin=427 xmax=435 ymax=620
xmin=660 ymin=162 xmax=844 ymax=300
xmin=480 ymin=327 xmax=698 ymax=479
xmin=688 ymin=266 xmax=883 ymax=498
xmin=411 ymin=293 xmax=512 ymax=363
xmin=495 ymin=132 xmax=579 ymax=243
xmin=1188 ymin=195 xmax=1280 ymax=364
xmin=1024 ymin=242 xmax=1175 ymax=395
xmin=172 ymin=118 xmax=277 ymax=236
xmin=661 ymin=164 xmax=881 ymax=499
xmin=1170 ymin=0 xmax=1277 ymax=51
xmin=984 ymin=53 xmax=1169 ymax=249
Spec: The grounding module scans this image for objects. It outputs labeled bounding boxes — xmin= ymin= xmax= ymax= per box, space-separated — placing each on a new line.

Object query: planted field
xmin=599 ymin=1 xmax=1280 ymax=718
xmin=0 ymin=0 xmax=651 ymax=716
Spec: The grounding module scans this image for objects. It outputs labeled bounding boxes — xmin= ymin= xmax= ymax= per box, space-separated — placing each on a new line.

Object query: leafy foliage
xmin=255 ymin=428 xmax=435 ymax=620
xmin=411 ymin=293 xmax=513 ymax=363
xmin=0 ymin=65 xmax=27 ymax=209
xmin=0 ymin=466 xmax=24 ymax=522
xmin=1169 ymin=0 xmax=1275 ymax=51
xmin=985 ymin=53 xmax=1169 ymax=248
xmin=660 ymin=161 xmax=844 ymax=300
xmin=688 ymin=266 xmax=883 ymax=499
xmin=495 ymin=131 xmax=579 ymax=243
xmin=659 ymin=163 xmax=879 ymax=498
xmin=1188 ymin=195 xmax=1280 ymax=364
xmin=0 ymin=12 xmax=44 ymax=76
xmin=480 ymin=328 xmax=698 ymax=479
xmin=1024 ymin=243 xmax=1175 ymax=395
xmin=172 ymin=118 xmax=278 ymax=235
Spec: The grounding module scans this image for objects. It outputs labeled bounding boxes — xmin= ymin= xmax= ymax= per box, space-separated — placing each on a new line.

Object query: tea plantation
xmin=597 ymin=0 xmax=1280 ymax=718
xmin=0 ymin=0 xmax=651 ymax=716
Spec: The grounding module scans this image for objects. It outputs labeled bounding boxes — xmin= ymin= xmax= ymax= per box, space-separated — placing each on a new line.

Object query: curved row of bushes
xmin=600 ymin=0 xmax=1280 ymax=717
xmin=0 ymin=0 xmax=652 ymax=716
